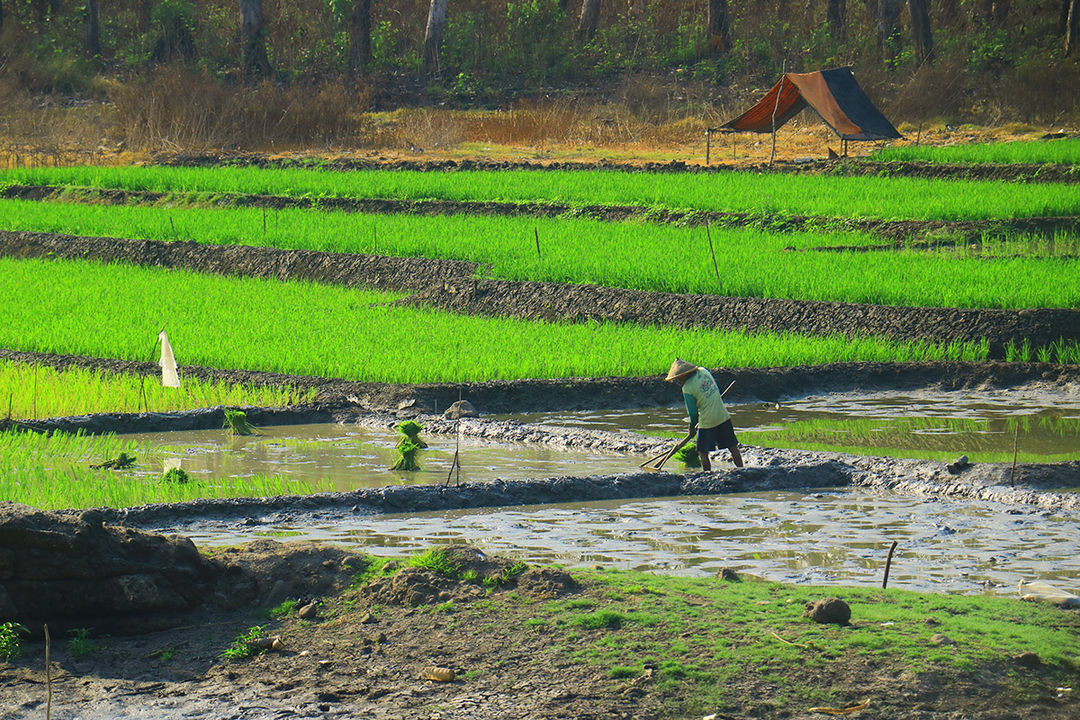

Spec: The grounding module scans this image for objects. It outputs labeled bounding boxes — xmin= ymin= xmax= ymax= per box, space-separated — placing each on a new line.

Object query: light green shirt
xmin=682 ymin=368 xmax=730 ymax=429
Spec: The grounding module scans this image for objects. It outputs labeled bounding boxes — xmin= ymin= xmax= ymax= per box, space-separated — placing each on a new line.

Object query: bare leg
xmin=728 ymin=444 xmax=744 ymax=468
xmin=699 ymin=448 xmax=711 ymax=471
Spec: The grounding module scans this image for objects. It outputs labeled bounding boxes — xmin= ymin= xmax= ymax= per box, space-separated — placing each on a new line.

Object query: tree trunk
xmin=348 ymin=0 xmax=371 ymax=77
xmin=827 ymin=0 xmax=846 ymax=42
xmin=423 ymin=0 xmax=448 ymax=74
xmin=981 ymin=0 xmax=1009 ymax=28
xmin=239 ymin=0 xmax=272 ymax=81
xmin=137 ymin=0 xmax=151 ymax=34
xmin=907 ymin=0 xmax=932 ymax=63
xmin=85 ymin=0 xmax=101 ymax=56
xmin=707 ymin=0 xmax=730 ymax=54
xmin=577 ymin=0 xmax=600 ymax=43
xmin=1067 ymin=0 xmax=1080 ymax=55
xmin=0 ymin=0 xmax=5 ymax=34
xmin=874 ymin=0 xmax=902 ymax=61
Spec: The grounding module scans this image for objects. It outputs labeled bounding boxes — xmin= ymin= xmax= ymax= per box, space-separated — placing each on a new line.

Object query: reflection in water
xmin=179 ymin=489 xmax=1080 ymax=596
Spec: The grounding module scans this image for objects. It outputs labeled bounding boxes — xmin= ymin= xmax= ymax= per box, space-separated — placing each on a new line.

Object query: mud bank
xmin=155 ymin=152 xmax=1080 ymax=184
xmin=401 ymin=278 xmax=1080 ymax=354
xmin=7 ymin=184 xmax=1078 ymax=243
xmin=4 ymin=231 xmax=1077 ymax=353
xmin=6 ymin=348 xmax=1078 ymax=420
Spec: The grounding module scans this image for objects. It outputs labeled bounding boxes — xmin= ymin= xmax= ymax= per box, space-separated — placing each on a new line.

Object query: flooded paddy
xmin=507 ymin=386 xmax=1080 ymax=462
xmin=174 ymin=489 xmax=1080 ymax=596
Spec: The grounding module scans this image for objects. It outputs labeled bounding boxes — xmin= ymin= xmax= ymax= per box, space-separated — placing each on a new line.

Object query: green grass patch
xmin=0 ymin=257 xmax=1001 ymax=390
xmin=2 ymin=197 xmax=1079 ymax=309
xmin=4 ymin=164 xmax=1080 ymax=220
xmin=0 ymin=359 xmax=313 ymax=420
xmin=872 ymin=138 xmax=1080 ymax=166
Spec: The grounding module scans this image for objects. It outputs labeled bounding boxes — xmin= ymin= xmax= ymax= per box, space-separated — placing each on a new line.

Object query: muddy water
xmin=176 ymin=489 xmax=1080 ymax=596
xmin=127 ymin=423 xmax=635 ymax=490
xmin=505 ymin=386 xmax=1080 ymax=460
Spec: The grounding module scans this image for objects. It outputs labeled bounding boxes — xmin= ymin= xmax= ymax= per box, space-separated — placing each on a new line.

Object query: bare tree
xmin=578 ymin=0 xmax=600 ymax=43
xmin=423 ymin=0 xmax=448 ymax=73
xmin=349 ymin=0 xmax=372 ymax=77
xmin=239 ymin=0 xmax=272 ymax=80
xmin=827 ymin=0 xmax=847 ymax=42
xmin=1067 ymin=0 xmax=1080 ymax=56
xmin=85 ymin=0 xmax=101 ymax=56
xmin=907 ymin=0 xmax=932 ymax=63
xmin=707 ymin=0 xmax=730 ymax=54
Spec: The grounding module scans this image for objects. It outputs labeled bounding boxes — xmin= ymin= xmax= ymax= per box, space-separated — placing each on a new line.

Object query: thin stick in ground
xmin=882 ymin=540 xmax=899 ymax=589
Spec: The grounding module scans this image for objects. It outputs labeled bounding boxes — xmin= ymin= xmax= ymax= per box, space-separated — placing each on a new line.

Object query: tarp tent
xmin=722 ymin=67 xmax=901 ymax=141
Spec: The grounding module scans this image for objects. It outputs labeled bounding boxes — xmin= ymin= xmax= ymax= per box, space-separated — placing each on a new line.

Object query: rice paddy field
xmin=3 ymin=163 xmax=1080 ymax=219
xmin=1 ymin=146 xmax=1078 ymax=508
xmin=872 ymin=138 xmax=1080 ymax=165
xmin=2 ymin=198 xmax=1079 ymax=308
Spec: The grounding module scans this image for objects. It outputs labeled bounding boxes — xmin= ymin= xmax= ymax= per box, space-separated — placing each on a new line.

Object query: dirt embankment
xmin=7 ymin=184 xmax=1079 ymax=244
xmin=4 ymin=231 xmax=1078 ymax=354
xmin=155 ymin=151 xmax=1080 ymax=184
xmin=6 ymin=347 xmax=1078 ymax=422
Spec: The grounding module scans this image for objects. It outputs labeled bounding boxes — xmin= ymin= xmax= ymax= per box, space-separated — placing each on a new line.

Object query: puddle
xmin=175 ymin=489 xmax=1080 ymax=596
xmin=504 ymin=387 xmax=1080 ymax=461
xmin=124 ymin=423 xmax=637 ymax=491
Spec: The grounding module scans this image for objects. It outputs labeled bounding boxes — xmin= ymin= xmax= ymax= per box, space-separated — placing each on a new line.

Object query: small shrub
xmin=406 ymin=548 xmax=459 ymax=577
xmin=222 ymin=626 xmax=266 ymax=660
xmin=68 ymin=628 xmax=100 ymax=658
xmin=0 ymin=622 xmax=29 ymax=662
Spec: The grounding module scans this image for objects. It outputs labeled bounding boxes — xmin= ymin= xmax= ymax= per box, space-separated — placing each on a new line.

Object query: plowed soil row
xmin=5 ymin=347 xmax=1077 ymax=422
xmin=5 ymin=230 xmax=1078 ymax=353
xmin=7 ymin=184 xmax=1079 ymax=244
xmin=155 ymin=151 xmax=1080 ymax=184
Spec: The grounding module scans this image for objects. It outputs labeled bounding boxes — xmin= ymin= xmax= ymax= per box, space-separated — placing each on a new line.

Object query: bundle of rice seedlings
xmin=396 ymin=420 xmax=428 ymax=448
xmin=674 ymin=442 xmax=700 ymax=468
xmin=390 ymin=440 xmax=421 ymax=471
xmin=224 ymin=408 xmax=257 ymax=436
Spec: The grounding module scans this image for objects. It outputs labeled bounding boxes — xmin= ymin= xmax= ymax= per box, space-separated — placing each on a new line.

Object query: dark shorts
xmin=697 ymin=420 xmax=738 ymax=454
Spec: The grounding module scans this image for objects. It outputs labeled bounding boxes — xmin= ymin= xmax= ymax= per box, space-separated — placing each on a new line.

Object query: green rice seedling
xmin=872 ymin=138 xmax=1080 ymax=165
xmin=0 ymin=621 xmax=29 ymax=661
xmin=4 ymin=164 xmax=1080 ymax=221
xmin=221 ymin=626 xmax=266 ymax=660
xmin=395 ymin=420 xmax=427 ymax=449
xmin=673 ymin=443 xmax=701 ymax=468
xmin=223 ymin=408 xmax=257 ymax=436
xmin=0 ymin=257 xmax=1013 ymax=391
xmin=390 ymin=440 xmax=421 ymax=471
xmin=0 ymin=360 xmax=314 ymax=420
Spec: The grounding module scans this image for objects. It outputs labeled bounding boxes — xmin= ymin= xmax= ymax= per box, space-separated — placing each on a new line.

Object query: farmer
xmin=665 ymin=358 xmax=743 ymax=470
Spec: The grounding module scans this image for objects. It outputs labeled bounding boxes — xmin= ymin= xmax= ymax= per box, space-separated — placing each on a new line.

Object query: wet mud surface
xmin=156 ymin=151 xmax=1080 ymax=184
xmin=7 ymin=183 xmax=1080 ymax=244
xmin=4 ymin=231 xmax=1078 ymax=353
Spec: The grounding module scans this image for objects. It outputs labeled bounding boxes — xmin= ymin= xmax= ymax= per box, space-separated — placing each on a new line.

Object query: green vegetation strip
xmin=872 ymin=138 xmax=1080 ymax=166
xmin=0 ymin=256 xmax=990 ymax=384
xmin=3 ymin=164 xmax=1080 ymax=220
xmin=3 ymin=198 xmax=1079 ymax=309
xmin=0 ymin=429 xmax=332 ymax=510
xmin=0 ymin=361 xmax=314 ymax=420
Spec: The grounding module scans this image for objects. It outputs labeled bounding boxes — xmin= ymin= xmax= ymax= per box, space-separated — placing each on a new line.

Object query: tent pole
xmin=769 ymin=60 xmax=786 ymax=168
xmin=706 ymin=128 xmax=711 ymax=166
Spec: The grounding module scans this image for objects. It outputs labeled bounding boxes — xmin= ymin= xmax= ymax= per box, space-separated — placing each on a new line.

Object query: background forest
xmin=1 ymin=1 xmax=1079 ymax=152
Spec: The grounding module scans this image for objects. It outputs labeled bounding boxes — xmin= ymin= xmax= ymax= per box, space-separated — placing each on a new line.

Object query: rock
xmin=515 ymin=567 xmax=580 ymax=599
xmin=1014 ymin=652 xmax=1042 ymax=668
xmin=443 ymin=400 xmax=477 ymax=419
xmin=298 ymin=603 xmax=319 ymax=619
xmin=358 ymin=612 xmax=376 ymax=624
xmin=422 ymin=666 xmax=456 ymax=682
xmin=717 ymin=567 xmax=740 ymax=582
xmin=930 ymin=633 xmax=955 ymax=646
xmin=923 ymin=617 xmax=940 ymax=626
xmin=946 ymin=455 xmax=970 ymax=474
xmin=803 ymin=597 xmax=851 ymax=625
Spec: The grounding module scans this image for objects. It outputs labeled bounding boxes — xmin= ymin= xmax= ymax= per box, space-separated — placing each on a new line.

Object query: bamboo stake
xmin=45 ymin=623 xmax=53 ymax=720
xmin=882 ymin=540 xmax=898 ymax=589
xmin=705 ymin=128 xmax=711 ymax=166
xmin=706 ymin=221 xmax=720 ymax=284
xmin=534 ymin=227 xmax=541 ymax=260
xmin=1010 ymin=421 xmax=1020 ymax=486
xmin=770 ymin=61 xmax=786 ymax=168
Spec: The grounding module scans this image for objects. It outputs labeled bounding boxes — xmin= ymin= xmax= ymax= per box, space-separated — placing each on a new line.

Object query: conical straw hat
xmin=665 ymin=358 xmax=697 ymax=381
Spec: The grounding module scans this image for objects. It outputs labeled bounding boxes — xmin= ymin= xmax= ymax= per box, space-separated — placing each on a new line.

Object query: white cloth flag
xmin=158 ymin=330 xmax=181 ymax=388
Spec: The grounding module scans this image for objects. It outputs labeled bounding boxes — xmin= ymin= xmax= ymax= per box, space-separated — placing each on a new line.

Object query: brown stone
xmin=803 ymin=597 xmax=851 ymax=625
